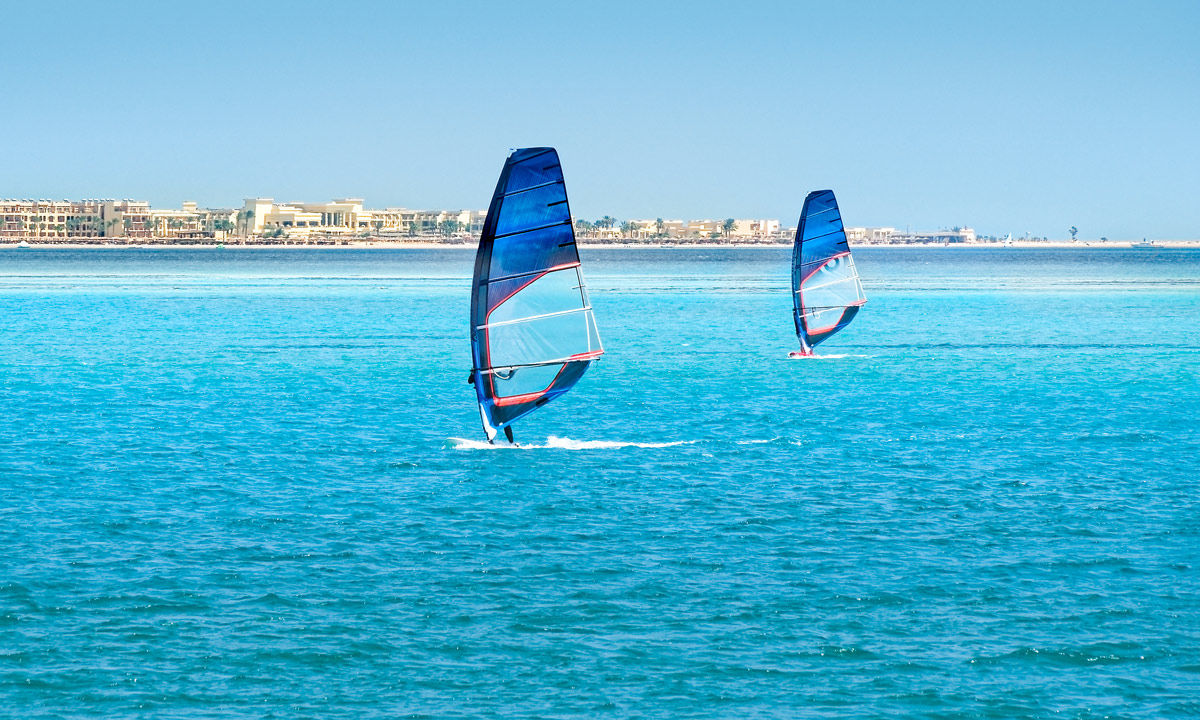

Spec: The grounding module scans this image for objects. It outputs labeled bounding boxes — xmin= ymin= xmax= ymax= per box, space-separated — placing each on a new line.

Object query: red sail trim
xmin=480 ymin=261 xmax=587 ymax=375
xmin=489 ymin=351 xmax=603 ymax=407
xmin=492 ymin=366 xmax=567 ymax=407
xmin=484 ymin=261 xmax=582 ymax=319
xmin=482 ymin=261 xmax=585 ymax=369
xmin=800 ymin=299 xmax=867 ymax=335
xmin=800 ymin=250 xmax=851 ymax=284
xmin=481 ymin=260 xmax=599 ymax=406
xmin=798 ymin=251 xmax=863 ymax=334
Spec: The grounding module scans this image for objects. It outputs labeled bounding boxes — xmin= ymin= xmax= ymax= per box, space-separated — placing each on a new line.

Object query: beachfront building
xmin=70 ymin=200 xmax=106 ymax=238
xmin=404 ymin=208 xmax=485 ymax=237
xmin=846 ymin=227 xmax=899 ymax=244
xmin=686 ymin=219 xmax=724 ymax=237
xmin=375 ymin=208 xmax=447 ymax=235
xmin=610 ymin=218 xmax=781 ymax=241
xmin=627 ymin=220 xmax=657 ymax=239
xmin=100 ymin=200 xmax=154 ymax=239
xmin=626 ymin=219 xmax=687 ymax=239
xmin=241 ymin=198 xmax=486 ymax=239
xmin=848 ymin=227 xmax=976 ymax=244
xmin=195 ymin=205 xmax=239 ymax=238
xmin=146 ymin=202 xmax=212 ymax=241
xmin=887 ymin=227 xmax=977 ymax=244
xmin=661 ymin=220 xmax=687 ymax=238
xmin=0 ymin=199 xmax=144 ymax=240
xmin=1 ymin=200 xmax=77 ymax=240
xmin=730 ymin=219 xmax=780 ymax=239
xmin=0 ymin=199 xmax=208 ymax=241
xmin=2 ymin=197 xmax=973 ymax=245
xmin=241 ymin=198 xmax=359 ymax=237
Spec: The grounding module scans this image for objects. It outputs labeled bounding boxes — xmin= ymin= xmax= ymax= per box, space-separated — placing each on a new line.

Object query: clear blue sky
xmin=3 ymin=0 xmax=1198 ymax=239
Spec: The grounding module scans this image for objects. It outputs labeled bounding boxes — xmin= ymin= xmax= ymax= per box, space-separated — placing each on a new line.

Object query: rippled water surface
xmin=2 ymin=247 xmax=1198 ymax=717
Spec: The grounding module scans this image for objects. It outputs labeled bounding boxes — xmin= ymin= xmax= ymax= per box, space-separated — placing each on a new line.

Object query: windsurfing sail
xmin=791 ymin=189 xmax=866 ymax=354
xmin=469 ymin=147 xmax=604 ymax=442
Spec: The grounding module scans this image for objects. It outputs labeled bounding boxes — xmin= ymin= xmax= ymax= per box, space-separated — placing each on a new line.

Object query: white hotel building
xmin=243 ymin=198 xmax=485 ymax=238
xmin=1 ymin=197 xmax=486 ymax=242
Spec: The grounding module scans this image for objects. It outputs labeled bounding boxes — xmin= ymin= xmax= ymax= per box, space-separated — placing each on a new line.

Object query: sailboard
xmin=790 ymin=189 xmax=866 ymax=357
xmin=469 ymin=147 xmax=604 ymax=443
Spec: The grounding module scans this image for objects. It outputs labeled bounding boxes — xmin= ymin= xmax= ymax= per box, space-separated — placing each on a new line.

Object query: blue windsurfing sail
xmin=469 ymin=147 xmax=604 ymax=442
xmin=791 ymin=189 xmax=866 ymax=353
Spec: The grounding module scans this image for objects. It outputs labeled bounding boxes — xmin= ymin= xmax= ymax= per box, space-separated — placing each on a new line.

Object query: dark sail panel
xmin=791 ymin=189 xmax=866 ymax=353
xmin=470 ymin=148 xmax=603 ymax=442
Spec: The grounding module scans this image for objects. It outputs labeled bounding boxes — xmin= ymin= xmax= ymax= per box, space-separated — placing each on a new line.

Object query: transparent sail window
xmin=491 ymin=363 xmax=565 ymax=399
xmin=487 ymin=309 xmax=598 ymax=368
xmin=800 ymin=256 xmax=865 ymax=310
xmin=488 ymin=267 xmax=585 ymax=325
xmin=802 ymin=305 xmax=848 ymax=333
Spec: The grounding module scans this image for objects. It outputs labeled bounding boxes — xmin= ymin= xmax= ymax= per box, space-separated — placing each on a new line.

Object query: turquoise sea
xmin=1 ymin=246 xmax=1198 ymax=718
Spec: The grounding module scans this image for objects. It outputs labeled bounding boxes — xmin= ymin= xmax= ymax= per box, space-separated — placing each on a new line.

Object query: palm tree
xmin=655 ymin=218 xmax=664 ymax=238
xmin=237 ymin=209 xmax=255 ymax=236
xmin=1069 ymin=226 xmax=1079 ymax=242
xmin=723 ymin=218 xmax=736 ymax=238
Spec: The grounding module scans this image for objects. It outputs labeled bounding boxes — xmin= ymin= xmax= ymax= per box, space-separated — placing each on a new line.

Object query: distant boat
xmin=17 ymin=240 xmax=31 ymax=249
xmin=468 ymin=147 xmax=604 ymax=444
xmin=790 ymin=190 xmax=867 ymax=357
xmin=1003 ymin=233 xmax=1013 ymax=246
xmin=1131 ymin=239 xmax=1160 ymax=248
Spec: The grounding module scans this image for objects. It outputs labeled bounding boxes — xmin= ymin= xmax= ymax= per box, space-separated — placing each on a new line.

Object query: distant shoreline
xmin=4 ymin=239 xmax=1198 ymax=250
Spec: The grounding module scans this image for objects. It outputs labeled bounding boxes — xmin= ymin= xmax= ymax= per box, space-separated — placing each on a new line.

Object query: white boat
xmin=16 ymin=241 xmax=31 ymax=249
xmin=1131 ymin=240 xmax=1159 ymax=249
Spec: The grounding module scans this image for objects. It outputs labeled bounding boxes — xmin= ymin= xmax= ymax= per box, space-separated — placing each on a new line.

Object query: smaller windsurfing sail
xmin=469 ymin=147 xmax=604 ymax=443
xmin=791 ymin=189 xmax=866 ymax=354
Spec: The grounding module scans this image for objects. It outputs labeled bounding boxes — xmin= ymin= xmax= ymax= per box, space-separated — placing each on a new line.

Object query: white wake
xmin=786 ymin=353 xmax=874 ymax=360
xmin=448 ymin=435 xmax=695 ymax=451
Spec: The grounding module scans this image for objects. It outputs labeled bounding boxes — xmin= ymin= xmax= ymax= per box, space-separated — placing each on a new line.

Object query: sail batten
xmin=502 ymin=178 xmax=565 ymax=198
xmin=470 ymin=147 xmax=603 ymax=442
xmin=492 ymin=219 xmax=573 ymax=240
xmin=481 ymin=305 xmax=595 ymax=330
xmin=487 ymin=261 xmax=581 ymax=285
xmin=791 ymin=190 xmax=866 ymax=353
